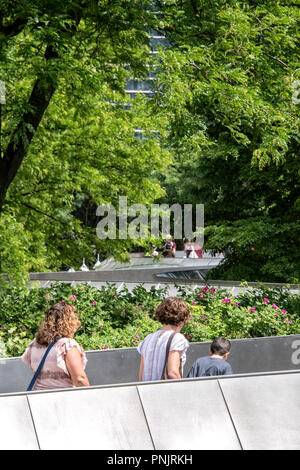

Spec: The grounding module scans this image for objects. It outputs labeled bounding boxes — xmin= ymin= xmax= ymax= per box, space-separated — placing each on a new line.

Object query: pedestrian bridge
xmin=1 ymin=370 xmax=300 ymax=450
xmin=1 ymin=334 xmax=300 ymax=450
xmin=1 ymin=334 xmax=300 ymax=393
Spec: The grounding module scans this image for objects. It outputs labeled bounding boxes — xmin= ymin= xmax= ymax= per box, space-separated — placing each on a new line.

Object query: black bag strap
xmin=27 ymin=338 xmax=59 ymax=391
xmin=161 ymin=331 xmax=176 ymax=380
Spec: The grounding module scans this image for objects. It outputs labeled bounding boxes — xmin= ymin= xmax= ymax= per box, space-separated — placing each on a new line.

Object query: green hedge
xmin=0 ymin=282 xmax=299 ymax=357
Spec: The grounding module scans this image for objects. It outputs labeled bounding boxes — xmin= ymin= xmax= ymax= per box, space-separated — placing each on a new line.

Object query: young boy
xmin=187 ymin=337 xmax=233 ymax=377
xmin=151 ymin=245 xmax=159 ymax=256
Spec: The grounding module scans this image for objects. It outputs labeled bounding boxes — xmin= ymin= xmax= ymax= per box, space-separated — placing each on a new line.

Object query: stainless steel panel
xmin=29 ymin=270 xmax=300 ymax=291
xmin=186 ymin=335 xmax=300 ymax=375
xmin=85 ymin=348 xmax=139 ymax=386
xmin=2 ymin=335 xmax=300 ymax=394
xmin=0 ymin=396 xmax=39 ymax=450
xmin=28 ymin=386 xmax=154 ymax=450
xmin=138 ymin=380 xmax=241 ymax=450
xmin=220 ymin=373 xmax=300 ymax=450
xmin=0 ymin=359 xmax=32 ymax=393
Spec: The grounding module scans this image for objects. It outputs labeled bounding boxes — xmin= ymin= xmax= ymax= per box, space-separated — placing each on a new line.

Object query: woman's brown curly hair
xmin=36 ymin=301 xmax=81 ymax=346
xmin=155 ymin=297 xmax=190 ymax=326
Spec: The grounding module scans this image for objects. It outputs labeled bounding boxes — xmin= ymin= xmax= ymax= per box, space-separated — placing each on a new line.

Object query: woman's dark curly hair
xmin=155 ymin=297 xmax=190 ymax=326
xmin=36 ymin=301 xmax=81 ymax=346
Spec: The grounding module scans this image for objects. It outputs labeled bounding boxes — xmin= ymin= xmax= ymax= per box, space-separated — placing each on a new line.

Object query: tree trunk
xmin=0 ymin=45 xmax=58 ymax=211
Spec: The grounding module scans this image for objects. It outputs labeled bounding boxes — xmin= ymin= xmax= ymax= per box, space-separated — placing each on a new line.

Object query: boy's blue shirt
xmin=187 ymin=356 xmax=233 ymax=377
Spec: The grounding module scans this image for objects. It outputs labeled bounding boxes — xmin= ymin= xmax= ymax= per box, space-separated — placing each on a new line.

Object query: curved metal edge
xmin=1 ymin=368 xmax=300 ymax=399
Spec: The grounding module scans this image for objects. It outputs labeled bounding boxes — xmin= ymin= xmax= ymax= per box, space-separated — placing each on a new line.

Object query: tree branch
xmin=14 ymin=187 xmax=61 ymax=198
xmin=263 ymin=52 xmax=288 ymax=68
xmin=20 ymin=202 xmax=63 ymax=223
xmin=188 ymin=61 xmax=208 ymax=79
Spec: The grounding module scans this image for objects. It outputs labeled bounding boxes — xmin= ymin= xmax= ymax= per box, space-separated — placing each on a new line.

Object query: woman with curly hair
xmin=22 ymin=301 xmax=90 ymax=390
xmin=137 ymin=297 xmax=190 ymax=382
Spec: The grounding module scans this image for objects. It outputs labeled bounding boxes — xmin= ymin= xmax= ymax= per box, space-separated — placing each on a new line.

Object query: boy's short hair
xmin=155 ymin=297 xmax=190 ymax=326
xmin=210 ymin=337 xmax=231 ymax=356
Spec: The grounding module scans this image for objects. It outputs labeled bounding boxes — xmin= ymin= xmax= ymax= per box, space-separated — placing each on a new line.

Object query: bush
xmin=0 ymin=282 xmax=299 ymax=357
xmin=176 ymin=283 xmax=300 ymax=341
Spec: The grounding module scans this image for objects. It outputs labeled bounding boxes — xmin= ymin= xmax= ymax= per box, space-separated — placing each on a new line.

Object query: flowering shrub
xmin=180 ymin=283 xmax=300 ymax=341
xmin=0 ymin=282 xmax=299 ymax=357
xmin=183 ymin=300 xmax=298 ymax=342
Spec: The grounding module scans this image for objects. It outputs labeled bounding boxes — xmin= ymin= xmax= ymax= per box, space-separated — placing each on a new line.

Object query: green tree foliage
xmin=152 ymin=0 xmax=300 ymax=282
xmin=0 ymin=0 xmax=170 ymax=282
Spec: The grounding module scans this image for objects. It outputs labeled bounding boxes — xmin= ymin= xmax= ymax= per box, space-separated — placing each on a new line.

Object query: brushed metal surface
xmin=2 ymin=335 xmax=300 ymax=394
xmin=220 ymin=372 xmax=300 ymax=450
xmin=28 ymin=386 xmax=154 ymax=450
xmin=0 ymin=396 xmax=39 ymax=450
xmin=85 ymin=348 xmax=140 ymax=386
xmin=138 ymin=380 xmax=241 ymax=450
xmin=0 ymin=359 xmax=32 ymax=393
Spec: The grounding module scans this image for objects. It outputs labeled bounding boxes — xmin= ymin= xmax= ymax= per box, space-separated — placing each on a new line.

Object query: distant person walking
xmin=151 ymin=244 xmax=159 ymax=256
xmin=162 ymin=235 xmax=176 ymax=258
xmin=22 ymin=301 xmax=90 ymax=390
xmin=184 ymin=238 xmax=203 ymax=258
xmin=137 ymin=297 xmax=190 ymax=381
xmin=187 ymin=337 xmax=233 ymax=377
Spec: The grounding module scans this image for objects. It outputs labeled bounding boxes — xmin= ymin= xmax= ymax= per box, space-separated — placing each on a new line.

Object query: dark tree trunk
xmin=0 ymin=4 xmax=81 ymax=212
xmin=0 ymin=45 xmax=58 ymax=211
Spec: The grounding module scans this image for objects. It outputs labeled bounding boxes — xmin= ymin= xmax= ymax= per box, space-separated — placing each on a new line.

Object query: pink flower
xmin=136 ymin=334 xmax=140 ymax=339
xmin=263 ymin=298 xmax=269 ymax=304
xmin=192 ymin=301 xmax=196 ymax=306
xmin=202 ymin=286 xmax=209 ymax=293
xmin=70 ymin=295 xmax=76 ymax=300
xmin=250 ymin=307 xmax=256 ymax=312
xmin=251 ymin=247 xmax=255 ymax=251
xmin=234 ymin=302 xmax=239 ymax=306
xmin=286 ymin=318 xmax=291 ymax=323
xmin=92 ymin=301 xmax=97 ymax=306
xmin=281 ymin=309 xmax=287 ymax=314
xmin=99 ymin=324 xmax=103 ymax=328
xmin=188 ymin=314 xmax=193 ymax=318
xmin=211 ymin=288 xmax=216 ymax=294
xmin=222 ymin=298 xmax=231 ymax=303
xmin=272 ymin=303 xmax=278 ymax=310
xmin=102 ymin=345 xmax=108 ymax=349
xmin=185 ymin=334 xmax=191 ymax=340
xmin=133 ymin=341 xmax=137 ymax=345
